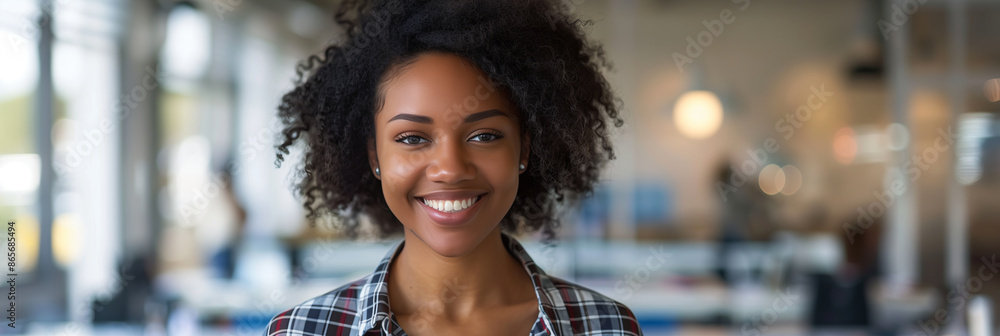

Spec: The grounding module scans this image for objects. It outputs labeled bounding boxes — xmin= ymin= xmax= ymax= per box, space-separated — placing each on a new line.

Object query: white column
xmin=883 ymin=0 xmax=919 ymax=296
xmin=945 ymin=0 xmax=969 ymax=332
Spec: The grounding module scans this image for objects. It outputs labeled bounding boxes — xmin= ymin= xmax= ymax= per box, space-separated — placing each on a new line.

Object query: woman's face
xmin=368 ymin=52 xmax=529 ymax=257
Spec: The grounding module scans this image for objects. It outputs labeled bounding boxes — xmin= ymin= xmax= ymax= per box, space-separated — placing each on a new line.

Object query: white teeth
xmin=423 ymin=196 xmax=479 ymax=213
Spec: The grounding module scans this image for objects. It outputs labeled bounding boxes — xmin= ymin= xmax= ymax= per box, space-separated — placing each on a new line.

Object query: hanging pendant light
xmin=674 ymin=90 xmax=723 ymax=139
xmin=673 ymin=66 xmax=723 ymax=139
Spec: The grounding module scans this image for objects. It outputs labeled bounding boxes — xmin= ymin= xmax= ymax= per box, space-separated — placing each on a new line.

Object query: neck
xmin=387 ymin=227 xmax=535 ymax=320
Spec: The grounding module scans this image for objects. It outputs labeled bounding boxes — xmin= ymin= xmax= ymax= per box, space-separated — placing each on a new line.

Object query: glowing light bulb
xmin=673 ymin=90 xmax=723 ymax=139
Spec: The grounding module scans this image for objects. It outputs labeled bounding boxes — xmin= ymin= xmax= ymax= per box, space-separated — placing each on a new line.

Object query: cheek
xmin=380 ymin=151 xmax=425 ymax=197
xmin=386 ymin=148 xmax=429 ymax=174
xmin=479 ymin=150 xmax=520 ymax=194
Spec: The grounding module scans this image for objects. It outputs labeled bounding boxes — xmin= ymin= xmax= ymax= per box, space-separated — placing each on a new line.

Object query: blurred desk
xmin=579 ymin=278 xmax=808 ymax=323
xmin=579 ymin=278 xmax=936 ymax=329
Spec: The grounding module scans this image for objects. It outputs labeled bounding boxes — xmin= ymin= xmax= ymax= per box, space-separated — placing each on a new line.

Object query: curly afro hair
xmin=274 ymin=0 xmax=624 ymax=240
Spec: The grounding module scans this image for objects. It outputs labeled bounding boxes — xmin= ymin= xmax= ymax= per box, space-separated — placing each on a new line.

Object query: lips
xmin=419 ymin=195 xmax=482 ymax=213
xmin=415 ymin=192 xmax=487 ymax=227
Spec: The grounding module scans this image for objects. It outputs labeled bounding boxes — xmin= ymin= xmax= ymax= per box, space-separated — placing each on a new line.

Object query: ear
xmin=519 ymin=131 xmax=531 ymax=174
xmin=367 ymin=137 xmax=380 ymax=180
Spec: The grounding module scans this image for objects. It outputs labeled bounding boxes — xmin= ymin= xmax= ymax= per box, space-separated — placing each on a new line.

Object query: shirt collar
xmin=354 ymin=232 xmax=575 ymax=335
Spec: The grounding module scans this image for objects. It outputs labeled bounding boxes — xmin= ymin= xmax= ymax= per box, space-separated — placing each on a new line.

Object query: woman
xmin=265 ymin=0 xmax=640 ymax=335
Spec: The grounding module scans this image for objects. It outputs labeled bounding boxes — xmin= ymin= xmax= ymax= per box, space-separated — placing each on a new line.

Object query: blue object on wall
xmin=576 ymin=184 xmax=611 ymax=239
xmin=579 ymin=184 xmax=611 ymax=222
xmin=632 ymin=182 xmax=672 ymax=224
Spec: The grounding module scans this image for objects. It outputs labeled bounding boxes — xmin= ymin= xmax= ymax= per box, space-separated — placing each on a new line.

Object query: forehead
xmin=376 ymin=52 xmax=513 ymax=122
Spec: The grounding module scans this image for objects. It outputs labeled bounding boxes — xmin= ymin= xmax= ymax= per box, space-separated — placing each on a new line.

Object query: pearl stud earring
xmin=375 ymin=167 xmax=380 ymax=176
xmin=519 ymin=163 xmax=525 ymax=171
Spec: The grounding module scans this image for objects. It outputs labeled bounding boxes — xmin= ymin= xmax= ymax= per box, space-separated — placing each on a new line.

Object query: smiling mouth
xmin=416 ymin=193 xmax=486 ymax=213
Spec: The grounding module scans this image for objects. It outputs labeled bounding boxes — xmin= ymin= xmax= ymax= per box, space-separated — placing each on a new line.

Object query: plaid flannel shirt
xmin=264 ymin=232 xmax=642 ymax=335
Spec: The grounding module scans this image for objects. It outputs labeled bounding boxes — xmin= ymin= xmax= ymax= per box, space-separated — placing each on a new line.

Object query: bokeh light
xmin=834 ymin=127 xmax=857 ymax=164
xmin=985 ymin=78 xmax=1000 ymax=103
xmin=885 ymin=123 xmax=910 ymax=151
xmin=53 ymin=213 xmax=81 ymax=267
xmin=759 ymin=164 xmax=786 ymax=195
xmin=780 ymin=165 xmax=802 ymax=195
xmin=673 ymin=90 xmax=723 ymax=139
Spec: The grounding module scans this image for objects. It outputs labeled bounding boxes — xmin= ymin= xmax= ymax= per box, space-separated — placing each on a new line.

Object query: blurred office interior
xmin=1 ymin=0 xmax=1000 ymax=335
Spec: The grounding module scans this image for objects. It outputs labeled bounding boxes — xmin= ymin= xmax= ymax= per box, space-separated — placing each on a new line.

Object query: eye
xmin=395 ymin=134 xmax=428 ymax=145
xmin=470 ymin=130 xmax=504 ymax=142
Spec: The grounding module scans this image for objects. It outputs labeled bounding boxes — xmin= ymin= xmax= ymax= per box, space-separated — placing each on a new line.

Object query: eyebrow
xmin=387 ymin=109 xmax=509 ymax=124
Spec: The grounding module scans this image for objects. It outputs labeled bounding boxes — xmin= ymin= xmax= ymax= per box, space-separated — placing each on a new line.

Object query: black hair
xmin=274 ymin=0 xmax=624 ymax=240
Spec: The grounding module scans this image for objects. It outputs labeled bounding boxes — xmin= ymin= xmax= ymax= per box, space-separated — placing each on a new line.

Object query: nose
xmin=426 ymin=135 xmax=476 ymax=184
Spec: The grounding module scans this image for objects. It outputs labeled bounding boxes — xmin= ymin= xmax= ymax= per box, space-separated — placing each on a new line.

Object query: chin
xmin=412 ymin=225 xmax=494 ymax=258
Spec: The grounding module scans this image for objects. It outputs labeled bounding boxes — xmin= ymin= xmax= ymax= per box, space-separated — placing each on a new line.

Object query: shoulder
xmin=547 ymin=276 xmax=643 ymax=336
xmin=264 ymin=277 xmax=369 ymax=336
